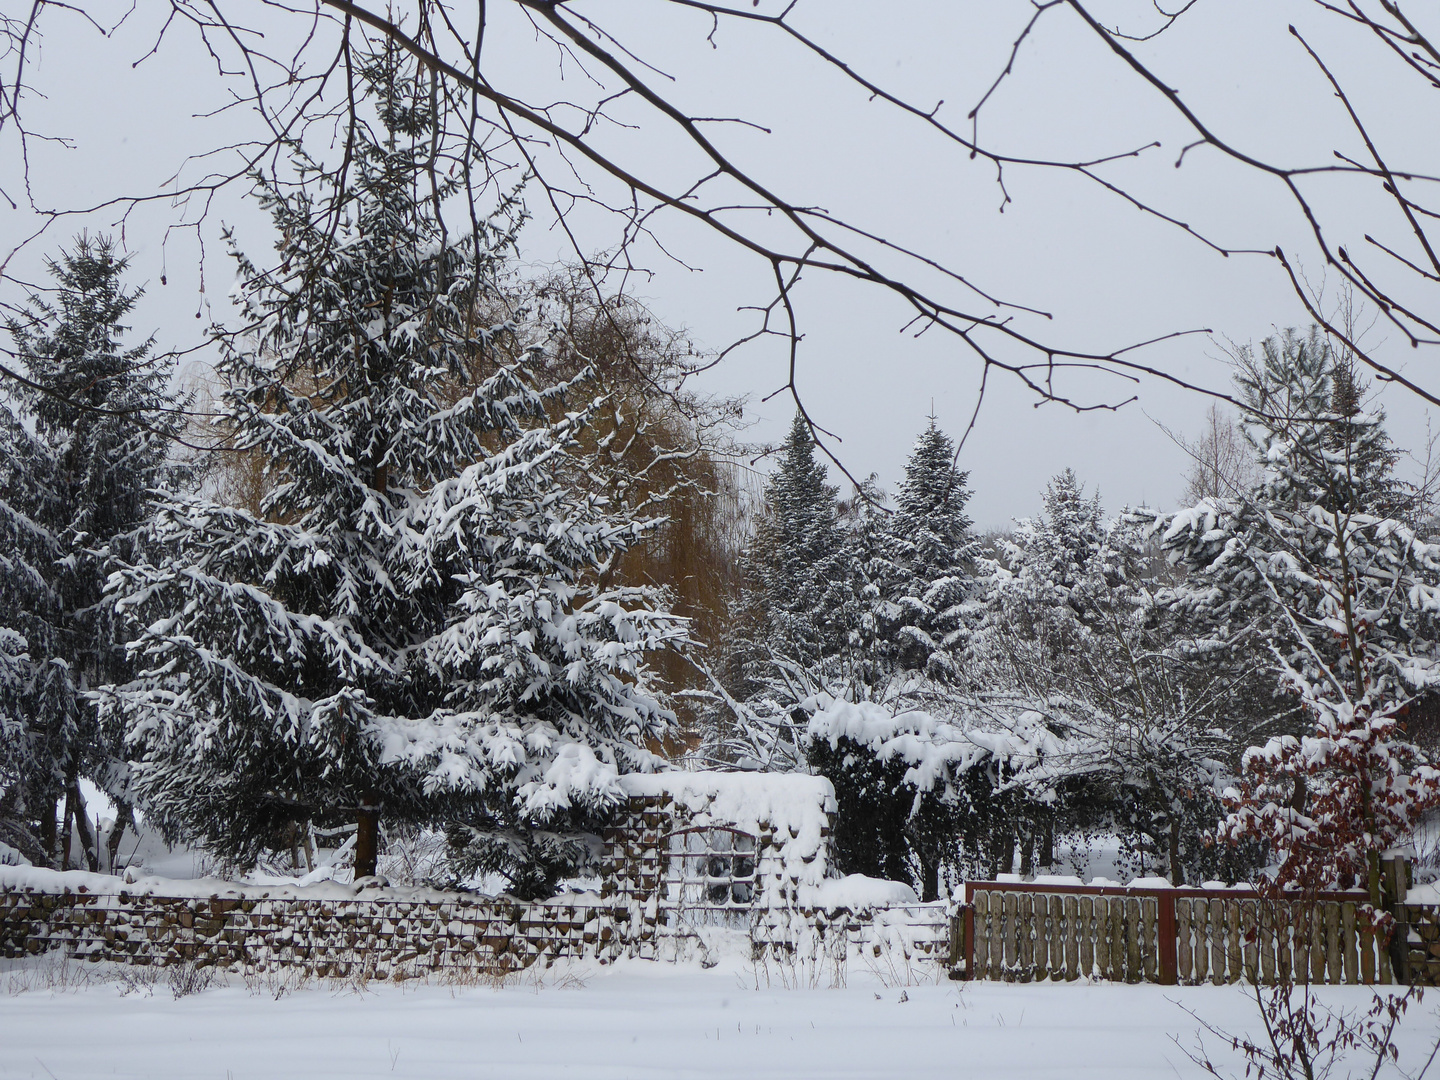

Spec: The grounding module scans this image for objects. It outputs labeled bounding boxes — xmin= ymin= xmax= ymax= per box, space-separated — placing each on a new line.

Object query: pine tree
xmin=0 ymin=236 xmax=184 ymax=869
xmin=1162 ymin=330 xmax=1418 ymax=733
xmin=705 ymin=413 xmax=895 ymax=772
xmin=748 ymin=413 xmax=847 ymax=666
xmin=971 ymin=470 xmax=1109 ymax=693
xmin=103 ymin=49 xmax=687 ymax=878
xmin=1234 ymin=327 xmax=1402 ymax=519
xmin=1027 ymin=468 xmax=1106 ymax=592
xmin=800 ymin=421 xmax=978 ymax=897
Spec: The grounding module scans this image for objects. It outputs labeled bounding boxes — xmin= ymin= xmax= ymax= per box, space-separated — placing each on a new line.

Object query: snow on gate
xmin=606 ymin=772 xmax=947 ymax=968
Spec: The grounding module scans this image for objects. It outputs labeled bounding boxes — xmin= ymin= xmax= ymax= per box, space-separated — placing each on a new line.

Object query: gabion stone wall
xmin=1404 ymin=903 xmax=1440 ymax=986
xmin=1 ymin=771 xmax=948 ymax=977
xmin=0 ymin=877 xmax=949 ymax=977
xmin=0 ymin=887 xmax=619 ymax=978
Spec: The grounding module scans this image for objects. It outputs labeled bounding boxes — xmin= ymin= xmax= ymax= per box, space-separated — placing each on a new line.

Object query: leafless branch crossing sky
xmin=2 ymin=1 xmax=1436 ymax=526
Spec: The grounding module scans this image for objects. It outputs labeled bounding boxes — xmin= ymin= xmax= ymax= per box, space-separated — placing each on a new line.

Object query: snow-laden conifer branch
xmin=103 ymin=47 xmax=691 ymax=873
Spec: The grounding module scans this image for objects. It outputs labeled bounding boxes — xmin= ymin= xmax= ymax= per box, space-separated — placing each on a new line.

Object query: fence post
xmin=1158 ymin=892 xmax=1178 ymax=985
xmin=963 ymin=902 xmax=975 ymax=979
xmin=947 ymin=902 xmax=972 ymax=980
xmin=1382 ymin=855 xmax=1410 ymax=986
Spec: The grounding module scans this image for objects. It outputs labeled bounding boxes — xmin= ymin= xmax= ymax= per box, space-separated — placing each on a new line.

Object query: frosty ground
xmin=3 ymin=957 xmax=1436 ymax=1080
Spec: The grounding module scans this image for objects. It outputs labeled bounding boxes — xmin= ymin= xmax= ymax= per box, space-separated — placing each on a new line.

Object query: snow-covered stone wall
xmin=0 ymin=869 xmax=618 ymax=978
xmin=0 ymin=772 xmax=951 ymax=976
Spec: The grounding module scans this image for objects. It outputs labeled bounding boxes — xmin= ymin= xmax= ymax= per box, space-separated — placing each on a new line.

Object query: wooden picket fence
xmin=956 ymin=882 xmax=1393 ymax=985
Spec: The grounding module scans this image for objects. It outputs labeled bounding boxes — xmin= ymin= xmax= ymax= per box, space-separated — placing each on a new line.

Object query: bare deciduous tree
xmin=1178 ymin=403 xmax=1260 ymax=505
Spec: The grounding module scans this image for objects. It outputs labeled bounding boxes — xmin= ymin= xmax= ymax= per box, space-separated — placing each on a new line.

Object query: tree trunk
xmin=1039 ymin=815 xmax=1055 ymax=870
xmin=992 ymin=828 xmax=1016 ymax=877
xmin=287 ymin=821 xmax=303 ymax=873
xmin=40 ymin=797 xmax=59 ymax=869
xmin=920 ymin=858 xmax=940 ymax=903
xmin=59 ymin=786 xmax=75 ymax=871
xmin=106 ymin=801 xmax=135 ymax=872
xmin=1168 ymin=816 xmax=1184 ymax=887
xmin=354 ymin=792 xmax=380 ymax=880
xmin=68 ymin=782 xmax=99 ymax=872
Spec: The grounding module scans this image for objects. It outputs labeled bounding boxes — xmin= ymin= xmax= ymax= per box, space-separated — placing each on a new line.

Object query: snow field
xmin=2 ymin=956 xmax=1436 ymax=1080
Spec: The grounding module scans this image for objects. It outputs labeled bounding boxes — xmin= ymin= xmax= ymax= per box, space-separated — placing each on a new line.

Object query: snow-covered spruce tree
xmin=712 ymin=413 xmax=850 ymax=766
xmin=801 ymin=421 xmax=979 ymax=896
xmin=103 ymin=49 xmax=686 ymax=879
xmin=1158 ymin=329 xmax=1440 ymax=903
xmin=738 ymin=412 xmax=848 ymax=674
xmin=968 ymin=470 xmax=1112 ymax=708
xmin=802 ymin=693 xmax=991 ymax=899
xmin=829 ymin=474 xmax=898 ymax=690
xmin=0 ymin=627 xmax=45 ymax=866
xmin=0 ymin=237 xmax=184 ymax=869
xmin=877 ymin=419 xmax=978 ymax=682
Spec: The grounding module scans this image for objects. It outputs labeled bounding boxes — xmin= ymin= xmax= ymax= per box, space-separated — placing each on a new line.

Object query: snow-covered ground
xmin=2 ymin=955 xmax=1435 ymax=1080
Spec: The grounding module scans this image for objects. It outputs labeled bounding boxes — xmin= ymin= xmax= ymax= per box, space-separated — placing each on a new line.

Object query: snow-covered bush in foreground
xmin=1220 ymin=697 xmax=1440 ymax=901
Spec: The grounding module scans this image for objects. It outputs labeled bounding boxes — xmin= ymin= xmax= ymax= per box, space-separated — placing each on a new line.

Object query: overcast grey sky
xmin=3 ymin=1 xmax=1436 ymax=531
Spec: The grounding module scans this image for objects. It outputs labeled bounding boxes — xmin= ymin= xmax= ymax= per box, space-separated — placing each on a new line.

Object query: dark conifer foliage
xmin=880 ymin=420 xmax=978 ymax=682
xmin=103 ymin=48 xmax=687 ymax=877
xmin=1235 ymin=328 xmax=1403 ymax=520
xmin=798 ymin=420 xmax=982 ymax=899
xmin=0 ymin=236 xmax=184 ymax=868
xmin=732 ymin=413 xmax=848 ymax=693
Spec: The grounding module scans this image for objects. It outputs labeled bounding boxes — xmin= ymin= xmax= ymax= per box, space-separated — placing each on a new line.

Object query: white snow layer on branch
xmin=803 ymin=695 xmax=1083 ymax=797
